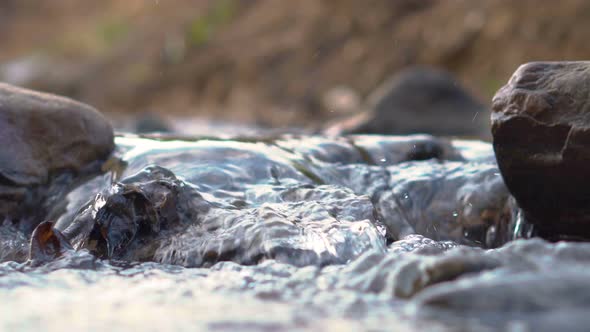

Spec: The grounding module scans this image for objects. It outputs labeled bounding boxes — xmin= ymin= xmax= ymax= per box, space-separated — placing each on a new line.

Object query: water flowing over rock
xmin=492 ymin=61 xmax=590 ymax=240
xmin=34 ymin=134 xmax=513 ymax=268
xmin=324 ymin=67 xmax=488 ymax=138
xmin=3 ymin=126 xmax=589 ymax=331
xmin=0 ymin=83 xmax=114 ymax=232
xmin=376 ymin=161 xmax=513 ymax=247
xmin=28 ymin=221 xmax=74 ymax=266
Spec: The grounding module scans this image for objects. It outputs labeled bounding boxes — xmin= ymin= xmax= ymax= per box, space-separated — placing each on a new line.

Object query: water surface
xmin=1 ymin=134 xmax=584 ymax=331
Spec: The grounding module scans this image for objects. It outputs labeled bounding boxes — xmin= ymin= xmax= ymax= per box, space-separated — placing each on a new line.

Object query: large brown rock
xmin=0 ymin=83 xmax=114 ymax=229
xmin=492 ymin=61 xmax=590 ymax=240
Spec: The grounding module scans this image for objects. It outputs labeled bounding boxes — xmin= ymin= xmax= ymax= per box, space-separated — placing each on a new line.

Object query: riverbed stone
xmin=324 ymin=67 xmax=488 ymax=138
xmin=491 ymin=61 xmax=590 ymax=240
xmin=0 ymin=83 xmax=114 ymax=229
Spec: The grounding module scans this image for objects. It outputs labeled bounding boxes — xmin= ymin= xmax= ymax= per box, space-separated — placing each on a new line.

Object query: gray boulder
xmin=0 ymin=83 xmax=114 ymax=231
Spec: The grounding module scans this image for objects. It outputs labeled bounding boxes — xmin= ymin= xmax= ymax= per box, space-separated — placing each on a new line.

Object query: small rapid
xmin=2 ymin=133 xmax=576 ymax=331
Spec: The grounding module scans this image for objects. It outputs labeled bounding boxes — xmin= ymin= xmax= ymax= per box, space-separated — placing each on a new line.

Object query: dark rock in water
xmin=60 ymin=165 xmax=211 ymax=261
xmin=492 ymin=61 xmax=590 ymax=240
xmin=28 ymin=221 xmax=73 ymax=266
xmin=134 ymin=113 xmax=172 ymax=133
xmin=324 ymin=67 xmax=488 ymax=138
xmin=0 ymin=83 xmax=114 ymax=232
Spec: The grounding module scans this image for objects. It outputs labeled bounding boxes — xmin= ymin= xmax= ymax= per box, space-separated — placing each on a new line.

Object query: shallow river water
xmin=1 ymin=133 xmax=588 ymax=331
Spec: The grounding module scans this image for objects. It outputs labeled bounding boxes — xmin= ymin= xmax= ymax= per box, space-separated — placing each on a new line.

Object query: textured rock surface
xmin=492 ymin=61 xmax=590 ymax=240
xmin=0 ymin=83 xmax=114 ymax=230
xmin=324 ymin=67 xmax=488 ymax=138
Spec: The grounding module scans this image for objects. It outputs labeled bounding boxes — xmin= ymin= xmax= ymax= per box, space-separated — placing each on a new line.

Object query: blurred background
xmin=1 ymin=0 xmax=589 ymax=135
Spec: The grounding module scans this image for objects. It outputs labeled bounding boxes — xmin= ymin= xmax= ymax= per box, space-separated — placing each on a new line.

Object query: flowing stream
xmin=1 ymin=133 xmax=586 ymax=331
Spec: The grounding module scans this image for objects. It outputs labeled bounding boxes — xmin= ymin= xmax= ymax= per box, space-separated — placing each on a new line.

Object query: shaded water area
xmin=1 ymin=134 xmax=587 ymax=331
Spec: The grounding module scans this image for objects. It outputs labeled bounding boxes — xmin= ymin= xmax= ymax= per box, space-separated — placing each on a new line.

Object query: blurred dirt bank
xmin=1 ymin=0 xmax=589 ymax=128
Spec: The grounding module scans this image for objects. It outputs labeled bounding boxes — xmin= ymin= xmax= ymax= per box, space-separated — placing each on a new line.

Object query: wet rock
xmin=324 ymin=67 xmax=488 ymax=138
xmin=56 ymin=165 xmax=384 ymax=267
xmin=391 ymin=247 xmax=499 ymax=298
xmin=492 ymin=61 xmax=590 ymax=240
xmin=412 ymin=239 xmax=590 ymax=330
xmin=376 ymin=161 xmax=515 ymax=247
xmin=7 ymin=124 xmax=590 ymax=330
xmin=0 ymin=83 xmax=114 ymax=230
xmin=58 ymin=166 xmax=211 ymax=261
xmin=28 ymin=221 xmax=73 ymax=266
xmin=45 ymin=135 xmax=512 ymax=266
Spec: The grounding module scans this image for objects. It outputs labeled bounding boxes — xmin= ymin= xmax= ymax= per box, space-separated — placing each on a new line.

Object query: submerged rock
xmin=39 ymin=134 xmax=513 ymax=267
xmin=376 ymin=161 xmax=514 ymax=247
xmin=57 ymin=164 xmax=384 ymax=267
xmin=0 ymin=83 xmax=114 ymax=232
xmin=324 ymin=67 xmax=488 ymax=138
xmin=28 ymin=221 xmax=74 ymax=266
xmin=59 ymin=166 xmax=212 ymax=262
xmin=492 ymin=61 xmax=590 ymax=240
